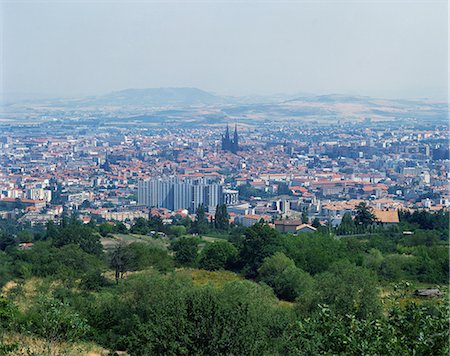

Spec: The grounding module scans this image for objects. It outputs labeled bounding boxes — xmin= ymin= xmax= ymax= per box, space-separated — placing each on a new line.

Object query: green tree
xmin=109 ymin=242 xmax=134 ymax=283
xmin=214 ymin=204 xmax=230 ymax=231
xmin=171 ymin=237 xmax=199 ymax=266
xmin=168 ymin=225 xmax=187 ymax=237
xmin=301 ymin=210 xmax=309 ymax=224
xmin=148 ymin=215 xmax=164 ymax=232
xmin=0 ymin=231 xmax=15 ymax=251
xmin=278 ymin=183 xmax=292 ymax=196
xmin=311 ymin=217 xmax=321 ymax=229
xmin=282 ymin=234 xmax=345 ymax=275
xmin=198 ymin=240 xmax=238 ymax=271
xmin=337 ymin=212 xmax=355 ymax=235
xmin=281 ymin=302 xmax=449 ymax=355
xmin=362 ymin=248 xmax=384 ymax=271
xmin=191 ymin=204 xmax=208 ymax=234
xmin=80 ymin=270 xmax=111 ymax=291
xmin=116 ymin=221 xmax=129 ymax=234
xmin=0 ymin=296 xmax=19 ymax=354
xmin=258 ymin=252 xmax=314 ymax=302
xmin=52 ymin=218 xmax=103 ymax=256
xmin=14 ymin=241 xmax=104 ymax=282
xmin=239 ymin=223 xmax=282 ymax=277
xmin=127 ymin=242 xmax=174 ymax=273
xmin=354 ymin=202 xmax=377 ymax=229
xmin=95 ymin=273 xmax=282 ymax=356
xmin=98 ymin=222 xmax=114 ymax=237
xmin=131 ymin=217 xmax=149 ymax=235
xmin=313 ymin=260 xmax=382 ymax=319
xmin=25 ymin=294 xmax=90 ymax=353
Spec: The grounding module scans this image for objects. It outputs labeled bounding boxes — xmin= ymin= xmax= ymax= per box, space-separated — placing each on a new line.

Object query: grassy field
xmin=177 ymin=268 xmax=243 ymax=288
xmin=3 ymin=333 xmax=110 ymax=356
xmin=101 ymin=233 xmax=169 ymax=251
xmin=379 ymin=281 xmax=448 ymax=312
xmin=101 ymin=233 xmax=225 ymax=252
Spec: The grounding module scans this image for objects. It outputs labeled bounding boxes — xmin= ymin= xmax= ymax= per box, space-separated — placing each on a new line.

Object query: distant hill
xmin=75 ymin=87 xmax=223 ymax=107
xmin=2 ymin=89 xmax=446 ymax=125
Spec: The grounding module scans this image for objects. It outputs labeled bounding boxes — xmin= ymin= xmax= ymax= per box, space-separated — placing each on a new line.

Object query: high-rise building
xmin=173 ymin=182 xmax=192 ymax=211
xmin=206 ymin=184 xmax=223 ymax=213
xmin=138 ymin=176 xmax=233 ymax=213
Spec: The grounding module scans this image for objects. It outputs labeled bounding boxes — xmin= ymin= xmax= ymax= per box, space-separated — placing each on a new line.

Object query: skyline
xmin=1 ymin=0 xmax=448 ymax=102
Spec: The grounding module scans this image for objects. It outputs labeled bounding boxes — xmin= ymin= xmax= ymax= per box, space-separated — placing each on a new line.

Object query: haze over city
xmin=0 ymin=1 xmax=448 ymax=354
xmin=1 ymin=0 xmax=448 ymax=101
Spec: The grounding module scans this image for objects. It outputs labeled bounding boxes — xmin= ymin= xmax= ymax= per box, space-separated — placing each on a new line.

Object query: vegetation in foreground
xmin=0 ymin=208 xmax=448 ymax=355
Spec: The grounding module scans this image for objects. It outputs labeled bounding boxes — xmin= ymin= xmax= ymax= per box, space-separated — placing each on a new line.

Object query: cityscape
xmin=0 ymin=91 xmax=447 ymax=229
xmin=0 ymin=0 xmax=448 ymax=355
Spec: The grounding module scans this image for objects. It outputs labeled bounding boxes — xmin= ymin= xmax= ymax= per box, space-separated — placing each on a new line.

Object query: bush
xmin=12 ymin=242 xmax=105 ymax=282
xmin=127 ymin=242 xmax=174 ymax=273
xmin=168 ymin=225 xmax=187 ymax=238
xmin=88 ymin=272 xmax=283 ymax=355
xmin=312 ymin=261 xmax=382 ymax=319
xmin=282 ymin=234 xmax=346 ymax=275
xmin=23 ymin=294 xmax=90 ymax=343
xmin=281 ymin=301 xmax=450 ymax=355
xmin=80 ymin=271 xmax=111 ymax=291
xmin=98 ymin=222 xmax=114 ymax=237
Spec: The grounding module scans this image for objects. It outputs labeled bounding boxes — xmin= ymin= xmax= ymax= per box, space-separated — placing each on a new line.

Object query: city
xmin=1 ymin=0 xmax=448 ymax=354
xmin=0 ymin=96 xmax=448 ymax=229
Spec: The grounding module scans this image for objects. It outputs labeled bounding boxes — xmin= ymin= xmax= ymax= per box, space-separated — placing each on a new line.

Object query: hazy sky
xmin=1 ymin=0 xmax=448 ymax=100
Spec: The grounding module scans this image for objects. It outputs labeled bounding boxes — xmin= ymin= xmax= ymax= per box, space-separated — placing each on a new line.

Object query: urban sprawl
xmin=0 ymin=116 xmax=448 ymax=231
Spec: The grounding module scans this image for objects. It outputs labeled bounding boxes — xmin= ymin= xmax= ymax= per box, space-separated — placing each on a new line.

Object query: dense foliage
xmin=0 ymin=209 xmax=448 ymax=355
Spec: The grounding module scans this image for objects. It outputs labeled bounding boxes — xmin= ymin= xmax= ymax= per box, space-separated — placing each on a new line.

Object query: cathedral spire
xmin=221 ymin=122 xmax=239 ymax=153
xmin=233 ymin=123 xmax=239 ymax=153
xmin=225 ymin=123 xmax=230 ymax=140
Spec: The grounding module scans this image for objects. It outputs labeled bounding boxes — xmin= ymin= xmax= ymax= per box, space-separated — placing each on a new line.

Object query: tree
xmin=199 ymin=241 xmax=238 ymax=271
xmin=311 ymin=218 xmax=321 ymax=229
xmin=354 ymin=202 xmax=377 ymax=229
xmin=131 ymin=217 xmax=149 ymax=235
xmin=116 ymin=222 xmax=128 ymax=234
xmin=258 ymin=252 xmax=314 ymax=302
xmin=148 ymin=215 xmax=164 ymax=232
xmin=0 ymin=231 xmax=15 ymax=251
xmin=171 ymin=237 xmax=199 ymax=266
xmin=281 ymin=301 xmax=450 ymax=355
xmin=127 ymin=242 xmax=174 ymax=273
xmin=314 ymin=260 xmax=382 ymax=319
xmin=52 ymin=218 xmax=103 ymax=256
xmin=110 ymin=242 xmax=134 ymax=283
xmin=79 ymin=200 xmax=91 ymax=209
xmin=98 ymin=222 xmax=114 ymax=237
xmin=337 ymin=212 xmax=355 ymax=235
xmin=278 ymin=183 xmax=292 ymax=196
xmin=239 ymin=223 xmax=282 ymax=277
xmin=214 ymin=204 xmax=230 ymax=231
xmin=282 ymin=234 xmax=345 ymax=275
xmin=191 ymin=205 xmax=208 ymax=234
xmin=301 ymin=210 xmax=309 ymax=224
xmin=0 ymin=296 xmax=19 ymax=354
xmin=168 ymin=225 xmax=187 ymax=237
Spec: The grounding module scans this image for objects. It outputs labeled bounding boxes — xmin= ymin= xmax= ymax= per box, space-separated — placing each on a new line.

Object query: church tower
xmin=232 ymin=123 xmax=239 ymax=153
xmin=221 ymin=123 xmax=239 ymax=153
xmin=221 ymin=124 xmax=231 ymax=151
